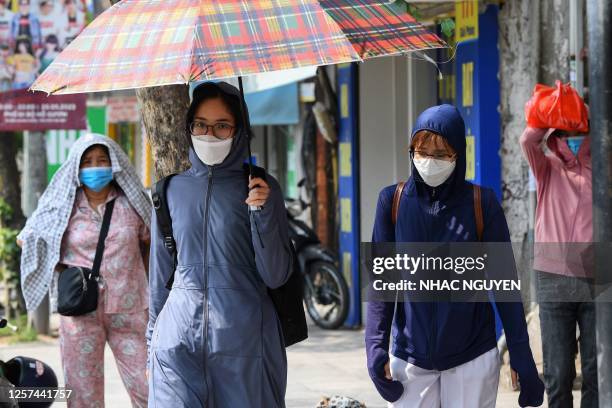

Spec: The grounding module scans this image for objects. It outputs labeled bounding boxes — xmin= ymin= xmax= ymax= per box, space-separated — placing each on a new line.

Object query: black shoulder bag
xmin=57 ymin=199 xmax=115 ymax=316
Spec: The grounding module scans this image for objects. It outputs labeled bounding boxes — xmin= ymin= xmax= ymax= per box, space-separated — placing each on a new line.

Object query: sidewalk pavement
xmin=3 ymin=323 xmax=578 ymax=407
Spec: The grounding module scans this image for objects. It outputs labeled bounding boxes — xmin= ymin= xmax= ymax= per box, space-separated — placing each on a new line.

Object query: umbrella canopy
xmin=31 ymin=0 xmax=446 ymax=95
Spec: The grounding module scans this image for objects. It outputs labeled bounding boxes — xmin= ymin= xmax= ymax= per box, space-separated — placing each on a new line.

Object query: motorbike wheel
xmin=303 ymin=261 xmax=349 ymax=330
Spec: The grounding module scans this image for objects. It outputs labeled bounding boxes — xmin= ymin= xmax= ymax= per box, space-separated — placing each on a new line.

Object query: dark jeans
xmin=537 ymin=271 xmax=598 ymax=408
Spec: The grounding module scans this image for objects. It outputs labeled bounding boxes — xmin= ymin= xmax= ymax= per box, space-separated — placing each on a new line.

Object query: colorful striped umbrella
xmin=31 ymin=0 xmax=446 ymax=95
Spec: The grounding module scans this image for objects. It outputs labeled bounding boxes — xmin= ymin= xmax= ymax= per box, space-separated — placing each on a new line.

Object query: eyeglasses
xmin=410 ymin=150 xmax=456 ymax=161
xmin=189 ymin=121 xmax=235 ymax=139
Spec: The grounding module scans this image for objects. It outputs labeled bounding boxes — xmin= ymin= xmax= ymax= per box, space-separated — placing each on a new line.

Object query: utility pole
xmin=587 ymin=0 xmax=612 ymax=405
xmin=23 ymin=131 xmax=49 ymax=335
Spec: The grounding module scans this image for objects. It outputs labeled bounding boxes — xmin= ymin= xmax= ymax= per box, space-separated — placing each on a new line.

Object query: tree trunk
xmin=106 ymin=0 xmax=192 ymax=178
xmin=499 ymin=0 xmax=540 ymax=244
xmin=539 ymin=0 xmax=571 ymax=85
xmin=22 ymin=132 xmax=48 ymax=217
xmin=136 ymin=86 xmax=191 ymax=178
xmin=23 ymin=132 xmax=49 ymax=333
xmin=0 ymin=133 xmax=25 ymax=229
xmin=499 ymin=0 xmax=572 ymax=244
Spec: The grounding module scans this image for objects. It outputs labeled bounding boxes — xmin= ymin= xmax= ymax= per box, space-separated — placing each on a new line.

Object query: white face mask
xmin=413 ymin=157 xmax=456 ymax=187
xmin=191 ymin=135 xmax=233 ymax=166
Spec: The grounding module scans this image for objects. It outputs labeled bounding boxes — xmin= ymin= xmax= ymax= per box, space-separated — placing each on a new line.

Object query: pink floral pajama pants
xmin=59 ymin=302 xmax=149 ymax=407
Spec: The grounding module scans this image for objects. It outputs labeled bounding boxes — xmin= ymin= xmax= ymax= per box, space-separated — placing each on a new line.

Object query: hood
xmin=187 ymin=81 xmax=251 ymax=176
xmin=62 ymin=133 xmax=151 ymax=224
xmin=67 ymin=133 xmax=127 ymax=184
xmin=409 ymin=104 xmax=467 ymax=201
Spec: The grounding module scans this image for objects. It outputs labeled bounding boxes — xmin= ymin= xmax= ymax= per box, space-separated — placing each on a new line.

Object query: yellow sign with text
xmin=341 ymin=198 xmax=352 ymax=233
xmin=341 ymin=84 xmax=349 ymax=118
xmin=455 ymin=0 xmax=479 ymax=43
xmin=340 ymin=142 xmax=352 ymax=177
xmin=462 ymin=61 xmax=474 ymax=107
xmin=465 ymin=134 xmax=475 ymax=180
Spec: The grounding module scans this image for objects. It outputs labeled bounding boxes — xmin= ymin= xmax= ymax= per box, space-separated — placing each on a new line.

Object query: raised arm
xmin=519 ymin=127 xmax=551 ymax=180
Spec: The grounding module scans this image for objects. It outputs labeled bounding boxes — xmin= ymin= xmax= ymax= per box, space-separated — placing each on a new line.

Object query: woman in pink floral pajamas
xmin=57 ymin=142 xmax=150 ymax=407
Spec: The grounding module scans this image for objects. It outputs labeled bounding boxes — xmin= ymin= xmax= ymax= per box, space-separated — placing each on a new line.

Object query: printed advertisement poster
xmin=0 ymin=0 xmax=87 ymax=92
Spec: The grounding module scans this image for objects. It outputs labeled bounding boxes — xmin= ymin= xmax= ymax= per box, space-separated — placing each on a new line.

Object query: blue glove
xmin=509 ymin=344 xmax=545 ymax=407
xmin=518 ymin=376 xmax=545 ymax=408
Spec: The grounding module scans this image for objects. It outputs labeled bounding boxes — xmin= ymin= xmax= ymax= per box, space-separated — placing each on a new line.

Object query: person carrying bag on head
xmin=521 ymin=82 xmax=596 ymax=407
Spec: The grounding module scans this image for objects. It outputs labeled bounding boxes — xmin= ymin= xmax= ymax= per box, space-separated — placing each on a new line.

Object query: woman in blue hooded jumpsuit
xmin=146 ymin=82 xmax=291 ymax=408
xmin=365 ymin=105 xmax=544 ymax=407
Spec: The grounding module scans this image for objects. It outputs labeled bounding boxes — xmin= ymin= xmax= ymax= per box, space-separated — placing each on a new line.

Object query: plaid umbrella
xmin=31 ymin=0 xmax=446 ymax=95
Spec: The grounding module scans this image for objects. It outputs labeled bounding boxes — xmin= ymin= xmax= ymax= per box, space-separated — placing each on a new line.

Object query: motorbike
xmin=0 ymin=317 xmax=58 ymax=408
xmin=286 ymin=187 xmax=349 ymax=330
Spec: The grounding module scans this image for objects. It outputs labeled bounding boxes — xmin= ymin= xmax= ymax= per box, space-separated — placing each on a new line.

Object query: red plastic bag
xmin=524 ymin=81 xmax=589 ymax=133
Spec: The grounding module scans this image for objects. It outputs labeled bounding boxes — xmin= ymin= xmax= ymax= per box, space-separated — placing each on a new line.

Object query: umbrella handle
xmin=239 ymin=76 xmax=262 ymax=213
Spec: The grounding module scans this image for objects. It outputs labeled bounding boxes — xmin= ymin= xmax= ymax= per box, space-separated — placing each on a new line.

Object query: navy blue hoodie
xmin=365 ymin=105 xmax=544 ymax=406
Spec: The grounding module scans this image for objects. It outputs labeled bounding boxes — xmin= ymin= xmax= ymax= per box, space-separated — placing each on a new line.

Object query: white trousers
xmin=388 ymin=347 xmax=500 ymax=408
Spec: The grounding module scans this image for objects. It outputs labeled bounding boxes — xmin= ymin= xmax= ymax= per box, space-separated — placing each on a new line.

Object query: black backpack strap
xmin=90 ymin=199 xmax=115 ymax=280
xmin=152 ymin=174 xmax=177 ymax=290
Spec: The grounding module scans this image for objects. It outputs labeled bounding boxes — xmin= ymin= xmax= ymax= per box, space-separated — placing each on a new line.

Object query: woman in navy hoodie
xmin=365 ymin=105 xmax=544 ymax=407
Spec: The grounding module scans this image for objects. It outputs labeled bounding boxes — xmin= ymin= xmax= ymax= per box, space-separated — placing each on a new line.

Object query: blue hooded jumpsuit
xmin=365 ymin=105 xmax=544 ymax=406
xmin=146 ymin=83 xmax=292 ymax=408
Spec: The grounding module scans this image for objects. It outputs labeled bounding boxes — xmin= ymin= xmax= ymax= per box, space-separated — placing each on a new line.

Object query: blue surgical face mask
xmin=566 ymin=136 xmax=584 ymax=156
xmin=79 ymin=167 xmax=113 ymax=192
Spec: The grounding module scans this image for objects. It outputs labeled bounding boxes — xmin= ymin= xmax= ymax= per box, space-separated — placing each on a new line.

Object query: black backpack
xmin=151 ymin=163 xmax=308 ymax=347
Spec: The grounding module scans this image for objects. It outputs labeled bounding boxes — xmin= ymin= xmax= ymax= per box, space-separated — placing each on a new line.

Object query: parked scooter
xmin=286 ymin=184 xmax=349 ymax=330
xmin=0 ymin=317 xmax=58 ymax=408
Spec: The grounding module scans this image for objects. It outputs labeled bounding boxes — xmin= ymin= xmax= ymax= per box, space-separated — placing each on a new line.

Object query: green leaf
xmin=440 ymin=18 xmax=456 ymax=39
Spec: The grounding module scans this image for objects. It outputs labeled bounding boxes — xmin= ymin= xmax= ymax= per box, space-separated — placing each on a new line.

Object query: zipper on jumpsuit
xmin=203 ymin=166 xmax=214 ymax=406
xmin=428 ymin=186 xmax=437 ymax=370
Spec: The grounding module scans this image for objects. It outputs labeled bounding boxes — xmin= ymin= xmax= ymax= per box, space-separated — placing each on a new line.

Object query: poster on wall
xmin=455 ymin=0 xmax=479 ymax=43
xmin=0 ymin=0 xmax=88 ymax=130
xmin=0 ymin=0 xmax=87 ymax=92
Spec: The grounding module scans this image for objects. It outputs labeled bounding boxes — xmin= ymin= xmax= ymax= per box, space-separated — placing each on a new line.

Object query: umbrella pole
xmin=238 ymin=76 xmax=254 ymax=174
xmin=238 ymin=75 xmax=262 ymax=213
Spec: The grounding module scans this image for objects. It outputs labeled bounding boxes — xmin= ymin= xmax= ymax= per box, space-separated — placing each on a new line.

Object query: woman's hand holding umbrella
xmin=246 ymin=177 xmax=270 ymax=208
